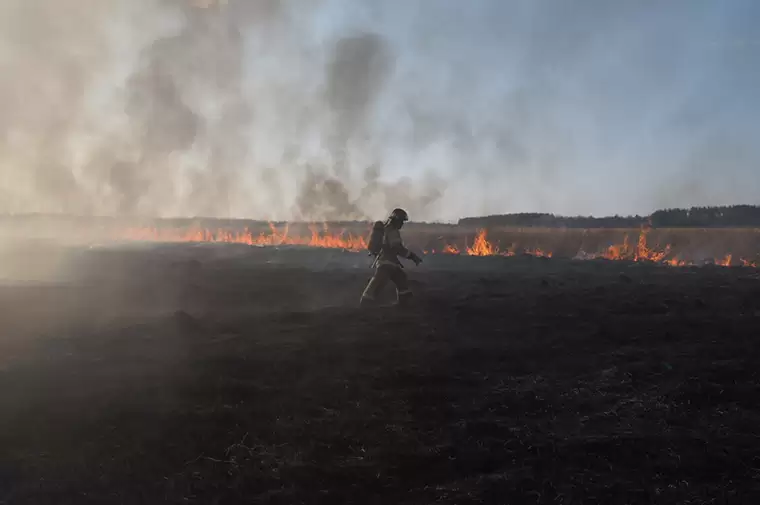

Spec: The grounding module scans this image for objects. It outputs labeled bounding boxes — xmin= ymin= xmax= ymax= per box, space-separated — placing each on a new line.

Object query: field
xmin=3 ymin=214 xmax=759 ymax=265
xmin=2 ymin=230 xmax=760 ymax=504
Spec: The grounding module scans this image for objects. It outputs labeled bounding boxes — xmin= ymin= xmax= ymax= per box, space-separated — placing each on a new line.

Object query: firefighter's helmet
xmin=388 ymin=208 xmax=409 ymax=223
xmin=386 ymin=209 xmax=409 ymax=229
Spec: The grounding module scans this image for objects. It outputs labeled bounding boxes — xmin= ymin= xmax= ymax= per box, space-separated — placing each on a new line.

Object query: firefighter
xmin=360 ymin=208 xmax=422 ymax=307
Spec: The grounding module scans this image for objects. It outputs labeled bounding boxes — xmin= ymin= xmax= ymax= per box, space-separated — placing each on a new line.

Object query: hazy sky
xmin=0 ymin=0 xmax=758 ymax=221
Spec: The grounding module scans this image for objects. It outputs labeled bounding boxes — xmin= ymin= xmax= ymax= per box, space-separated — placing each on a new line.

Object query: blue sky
xmin=0 ymin=0 xmax=758 ymax=221
xmin=309 ymin=0 xmax=760 ymax=218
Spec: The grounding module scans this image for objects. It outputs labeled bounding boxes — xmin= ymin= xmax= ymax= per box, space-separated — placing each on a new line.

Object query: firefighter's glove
xmin=409 ymin=252 xmax=423 ymax=266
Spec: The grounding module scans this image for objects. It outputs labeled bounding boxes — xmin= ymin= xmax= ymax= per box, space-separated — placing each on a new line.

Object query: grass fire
xmin=1 ymin=0 xmax=758 ymax=500
xmin=113 ymin=222 xmax=759 ymax=268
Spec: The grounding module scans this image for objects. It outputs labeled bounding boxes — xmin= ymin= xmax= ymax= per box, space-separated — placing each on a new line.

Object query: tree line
xmin=458 ymin=205 xmax=760 ymax=228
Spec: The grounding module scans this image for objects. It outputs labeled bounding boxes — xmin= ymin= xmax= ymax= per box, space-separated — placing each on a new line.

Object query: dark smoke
xmin=294 ymin=170 xmax=365 ymax=222
xmin=324 ymin=33 xmax=392 ymax=176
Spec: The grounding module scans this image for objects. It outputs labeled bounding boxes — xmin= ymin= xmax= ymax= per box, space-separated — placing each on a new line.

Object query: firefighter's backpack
xmin=367 ymin=221 xmax=385 ymax=255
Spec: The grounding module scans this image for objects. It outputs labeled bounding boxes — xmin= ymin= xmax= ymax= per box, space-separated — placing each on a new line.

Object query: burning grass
xmin=437 ymin=227 xmax=759 ymax=267
xmin=120 ymin=223 xmax=368 ymax=251
xmin=112 ymin=222 xmax=760 ymax=268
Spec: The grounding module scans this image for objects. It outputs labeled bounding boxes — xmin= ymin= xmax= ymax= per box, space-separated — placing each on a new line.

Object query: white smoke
xmin=0 ymin=0 xmax=757 ymax=221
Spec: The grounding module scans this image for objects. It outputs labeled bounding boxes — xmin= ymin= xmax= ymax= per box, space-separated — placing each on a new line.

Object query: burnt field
xmin=2 ymin=241 xmax=760 ymax=503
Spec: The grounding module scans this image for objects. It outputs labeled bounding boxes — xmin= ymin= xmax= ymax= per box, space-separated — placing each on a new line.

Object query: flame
xmin=115 ymin=223 xmax=758 ymax=269
xmin=592 ymin=230 xmax=750 ymax=267
xmin=442 ymin=244 xmax=460 ymax=255
xmin=634 ymin=229 xmax=671 ymax=262
xmin=600 ymin=229 xmax=671 ymax=262
xmin=466 ymin=229 xmax=499 ymax=256
xmin=603 ymin=235 xmax=630 ymax=260
xmin=120 ymin=224 xmax=366 ymax=251
xmin=438 ymin=227 xmax=752 ymax=267
xmin=664 ymin=257 xmax=687 ymax=267
xmin=525 ymin=248 xmax=553 ymax=258
xmin=442 ymin=230 xmax=547 ymax=258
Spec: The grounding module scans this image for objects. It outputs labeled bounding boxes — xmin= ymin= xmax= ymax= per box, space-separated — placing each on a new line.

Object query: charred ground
xmin=1 ymin=242 xmax=760 ymax=503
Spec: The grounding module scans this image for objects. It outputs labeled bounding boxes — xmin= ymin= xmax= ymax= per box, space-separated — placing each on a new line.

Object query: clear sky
xmin=0 ymin=0 xmax=758 ymax=221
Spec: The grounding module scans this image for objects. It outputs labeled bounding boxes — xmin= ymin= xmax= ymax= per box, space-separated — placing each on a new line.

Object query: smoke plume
xmin=0 ymin=0 xmax=758 ymax=221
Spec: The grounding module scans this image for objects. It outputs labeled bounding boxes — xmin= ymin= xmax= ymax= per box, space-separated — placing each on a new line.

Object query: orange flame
xmin=633 ymin=229 xmax=671 ymax=262
xmin=437 ymin=227 xmax=754 ymax=267
xmin=600 ymin=229 xmax=671 ymax=262
xmin=664 ymin=257 xmax=687 ymax=267
xmin=603 ymin=235 xmax=631 ymax=260
xmin=525 ymin=248 xmax=553 ymax=258
xmin=443 ymin=230 xmax=547 ymax=258
xmin=116 ymin=223 xmax=758 ymax=269
xmin=120 ymin=224 xmax=366 ymax=251
xmin=443 ymin=244 xmax=460 ymax=255
xmin=466 ymin=229 xmax=499 ymax=256
xmin=717 ymin=254 xmax=732 ymax=267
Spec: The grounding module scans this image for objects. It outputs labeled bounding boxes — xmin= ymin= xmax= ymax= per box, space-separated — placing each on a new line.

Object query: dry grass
xmin=409 ymin=227 xmax=760 ymax=264
xmin=4 ymin=216 xmax=760 ymax=264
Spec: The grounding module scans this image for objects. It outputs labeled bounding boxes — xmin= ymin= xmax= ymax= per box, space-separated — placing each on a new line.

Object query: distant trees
xmin=458 ymin=205 xmax=760 ymax=229
xmin=649 ymin=205 xmax=760 ymax=228
xmin=458 ymin=212 xmax=646 ymax=229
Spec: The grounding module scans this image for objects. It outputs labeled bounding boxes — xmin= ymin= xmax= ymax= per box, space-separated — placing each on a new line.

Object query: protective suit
xmin=360 ymin=208 xmax=422 ymax=307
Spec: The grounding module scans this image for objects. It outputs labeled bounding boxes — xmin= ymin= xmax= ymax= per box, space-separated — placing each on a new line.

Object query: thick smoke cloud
xmin=0 ymin=0 xmax=758 ymax=221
